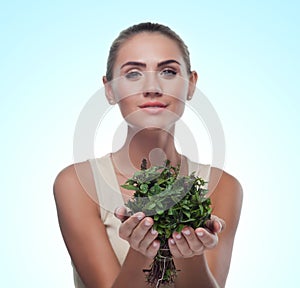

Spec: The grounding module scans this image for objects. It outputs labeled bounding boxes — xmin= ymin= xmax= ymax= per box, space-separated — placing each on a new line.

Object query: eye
xmin=125 ymin=70 xmax=143 ymax=80
xmin=160 ymin=68 xmax=177 ymax=79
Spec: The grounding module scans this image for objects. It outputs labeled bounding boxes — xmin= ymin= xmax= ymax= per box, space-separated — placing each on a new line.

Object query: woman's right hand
xmin=114 ymin=207 xmax=160 ymax=258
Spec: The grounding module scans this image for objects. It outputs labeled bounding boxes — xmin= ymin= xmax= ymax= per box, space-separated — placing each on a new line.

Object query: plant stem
xmin=143 ymin=242 xmax=177 ymax=287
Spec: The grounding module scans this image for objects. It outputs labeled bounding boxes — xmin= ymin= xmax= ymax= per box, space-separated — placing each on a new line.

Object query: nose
xmin=143 ymin=72 xmax=162 ymax=97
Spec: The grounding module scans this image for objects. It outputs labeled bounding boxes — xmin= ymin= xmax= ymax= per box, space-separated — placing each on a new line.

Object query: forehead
xmin=115 ymin=32 xmax=184 ymax=66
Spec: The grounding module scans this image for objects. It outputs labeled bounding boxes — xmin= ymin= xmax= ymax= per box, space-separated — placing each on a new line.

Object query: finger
xmin=114 ymin=206 xmax=131 ymax=222
xmin=168 ymin=238 xmax=183 ymax=258
xmin=145 ymin=239 xmax=160 ymax=258
xmin=218 ymin=218 xmax=226 ymax=232
xmin=138 ymin=227 xmax=158 ymax=252
xmin=181 ymin=227 xmax=204 ymax=254
xmin=171 ymin=232 xmax=193 ymax=258
xmin=130 ymin=217 xmax=155 ymax=248
xmin=195 ymin=227 xmax=218 ymax=249
xmin=205 ymin=216 xmax=226 ymax=233
xmin=119 ymin=212 xmax=145 ymax=240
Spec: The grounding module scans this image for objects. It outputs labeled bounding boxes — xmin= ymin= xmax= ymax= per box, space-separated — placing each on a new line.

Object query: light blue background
xmin=1 ymin=1 xmax=299 ymax=287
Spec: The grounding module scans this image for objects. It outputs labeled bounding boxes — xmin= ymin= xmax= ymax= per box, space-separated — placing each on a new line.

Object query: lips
xmin=139 ymin=101 xmax=167 ymax=108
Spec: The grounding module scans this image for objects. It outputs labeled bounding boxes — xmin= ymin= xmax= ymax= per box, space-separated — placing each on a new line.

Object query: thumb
xmin=205 ymin=215 xmax=226 ymax=233
xmin=114 ymin=206 xmax=131 ymax=222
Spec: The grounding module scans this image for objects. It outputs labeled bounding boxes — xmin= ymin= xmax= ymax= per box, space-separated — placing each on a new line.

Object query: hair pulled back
xmin=105 ymin=22 xmax=191 ymax=81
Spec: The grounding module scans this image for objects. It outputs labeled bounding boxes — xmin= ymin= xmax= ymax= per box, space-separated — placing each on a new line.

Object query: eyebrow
xmin=157 ymin=59 xmax=181 ymax=67
xmin=120 ymin=59 xmax=181 ymax=69
xmin=120 ymin=61 xmax=146 ymax=69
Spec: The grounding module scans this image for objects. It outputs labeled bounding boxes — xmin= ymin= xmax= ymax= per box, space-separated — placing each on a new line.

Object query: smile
xmin=138 ymin=101 xmax=167 ymax=108
xmin=138 ymin=101 xmax=168 ymax=115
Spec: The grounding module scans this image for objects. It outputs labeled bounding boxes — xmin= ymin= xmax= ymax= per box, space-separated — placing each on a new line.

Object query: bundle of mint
xmin=122 ymin=159 xmax=212 ymax=287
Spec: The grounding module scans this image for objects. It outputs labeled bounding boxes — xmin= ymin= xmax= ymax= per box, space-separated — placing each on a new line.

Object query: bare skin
xmin=54 ymin=32 xmax=243 ymax=288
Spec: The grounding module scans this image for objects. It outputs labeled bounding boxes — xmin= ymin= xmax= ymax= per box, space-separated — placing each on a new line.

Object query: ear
xmin=187 ymin=71 xmax=198 ymax=101
xmin=103 ymin=76 xmax=116 ymax=105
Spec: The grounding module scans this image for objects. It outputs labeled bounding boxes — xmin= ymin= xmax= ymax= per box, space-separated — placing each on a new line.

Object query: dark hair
xmin=105 ymin=22 xmax=191 ymax=81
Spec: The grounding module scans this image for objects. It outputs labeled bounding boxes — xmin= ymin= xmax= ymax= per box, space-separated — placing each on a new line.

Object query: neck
xmin=112 ymin=126 xmax=184 ymax=176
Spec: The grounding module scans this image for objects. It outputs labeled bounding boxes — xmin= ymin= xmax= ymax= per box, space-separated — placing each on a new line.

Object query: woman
xmin=54 ymin=22 xmax=243 ymax=288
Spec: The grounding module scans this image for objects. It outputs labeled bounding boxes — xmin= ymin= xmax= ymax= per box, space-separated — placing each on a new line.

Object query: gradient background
xmin=1 ymin=1 xmax=299 ymax=287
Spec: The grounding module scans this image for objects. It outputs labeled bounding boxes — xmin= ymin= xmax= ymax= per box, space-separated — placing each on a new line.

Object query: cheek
xmin=112 ymin=79 xmax=142 ymax=101
xmin=160 ymin=78 xmax=189 ymax=100
xmin=172 ymin=99 xmax=186 ymax=117
xmin=118 ymin=98 xmax=134 ymax=118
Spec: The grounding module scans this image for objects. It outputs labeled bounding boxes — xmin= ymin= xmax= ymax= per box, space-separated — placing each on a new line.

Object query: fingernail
xmin=183 ymin=229 xmax=191 ymax=236
xmin=175 ymin=233 xmax=182 ymax=240
xmin=197 ymin=231 xmax=204 ymax=237
xmin=170 ymin=239 xmax=175 ymax=245
xmin=151 ymin=228 xmax=157 ymax=235
xmin=145 ymin=220 xmax=152 ymax=226
xmin=153 ymin=241 xmax=158 ymax=248
xmin=114 ymin=207 xmax=122 ymax=217
xmin=135 ymin=212 xmax=144 ymax=221
xmin=219 ymin=221 xmax=223 ymax=232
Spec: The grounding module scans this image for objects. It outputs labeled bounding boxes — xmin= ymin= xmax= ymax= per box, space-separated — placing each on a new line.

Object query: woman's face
xmin=104 ymin=32 xmax=197 ymax=130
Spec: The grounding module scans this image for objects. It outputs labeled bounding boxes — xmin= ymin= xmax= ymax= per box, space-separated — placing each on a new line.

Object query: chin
xmin=125 ymin=111 xmax=180 ymax=129
xmin=127 ymin=117 xmax=178 ymax=131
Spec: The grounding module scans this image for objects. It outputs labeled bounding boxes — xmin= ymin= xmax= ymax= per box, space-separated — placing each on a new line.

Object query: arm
xmin=53 ymin=163 xmax=121 ymax=288
xmin=205 ymin=169 xmax=243 ymax=287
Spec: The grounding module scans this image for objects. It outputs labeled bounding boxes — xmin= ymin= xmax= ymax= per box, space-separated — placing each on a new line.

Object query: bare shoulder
xmin=54 ymin=161 xmax=91 ymax=191
xmin=209 ymin=167 xmax=243 ymax=202
xmin=53 ymin=161 xmax=100 ymax=237
xmin=53 ymin=163 xmax=78 ymax=194
xmin=53 ymin=161 xmax=98 ymax=208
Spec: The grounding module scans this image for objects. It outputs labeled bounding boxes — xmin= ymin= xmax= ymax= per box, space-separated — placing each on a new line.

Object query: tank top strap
xmin=88 ymin=154 xmax=124 ymax=220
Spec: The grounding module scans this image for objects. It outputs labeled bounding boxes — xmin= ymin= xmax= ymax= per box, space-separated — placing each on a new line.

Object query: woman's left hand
xmin=168 ymin=215 xmax=225 ymax=258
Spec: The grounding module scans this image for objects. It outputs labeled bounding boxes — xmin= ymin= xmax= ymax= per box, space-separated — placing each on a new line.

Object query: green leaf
xmin=140 ymin=183 xmax=148 ymax=192
xmin=168 ymin=209 xmax=174 ymax=215
xmin=180 ymin=218 xmax=196 ymax=223
xmin=165 ymin=228 xmax=172 ymax=238
xmin=156 ymin=208 xmax=165 ymax=215
xmin=182 ymin=210 xmax=191 ymax=218
xmin=144 ymin=202 xmax=156 ymax=210
xmin=120 ymin=184 xmax=139 ymax=191
xmin=176 ymin=224 xmax=185 ymax=232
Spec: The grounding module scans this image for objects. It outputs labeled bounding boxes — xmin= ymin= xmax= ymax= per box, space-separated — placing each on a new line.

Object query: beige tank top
xmin=72 ymin=154 xmax=211 ymax=287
